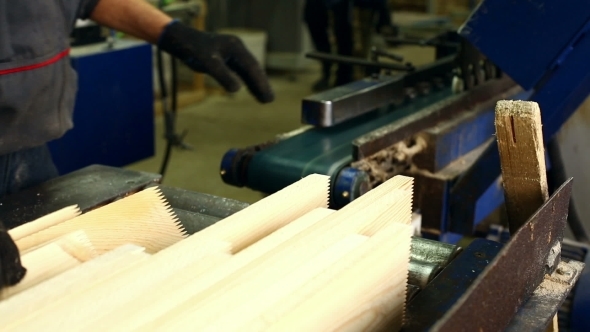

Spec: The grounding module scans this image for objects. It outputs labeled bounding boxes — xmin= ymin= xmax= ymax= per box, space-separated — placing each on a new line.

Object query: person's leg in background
xmin=304 ymin=0 xmax=333 ymax=92
xmin=0 ymin=145 xmax=59 ymax=198
xmin=331 ymin=0 xmax=355 ymax=86
xmin=354 ymin=0 xmax=378 ymax=61
xmin=374 ymin=0 xmax=397 ymax=36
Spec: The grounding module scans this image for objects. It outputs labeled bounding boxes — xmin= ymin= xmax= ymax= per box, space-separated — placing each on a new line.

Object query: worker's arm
xmin=88 ymin=0 xmax=274 ymax=103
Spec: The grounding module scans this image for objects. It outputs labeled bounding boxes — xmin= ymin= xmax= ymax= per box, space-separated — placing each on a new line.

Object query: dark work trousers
xmin=374 ymin=0 xmax=392 ymax=32
xmin=304 ymin=0 xmax=354 ymax=86
xmin=0 ymin=144 xmax=59 ymax=198
xmin=355 ymin=0 xmax=392 ymax=32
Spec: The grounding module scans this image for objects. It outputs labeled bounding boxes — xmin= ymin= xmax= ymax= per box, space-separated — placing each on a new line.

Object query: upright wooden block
xmin=495 ymin=100 xmax=549 ymax=234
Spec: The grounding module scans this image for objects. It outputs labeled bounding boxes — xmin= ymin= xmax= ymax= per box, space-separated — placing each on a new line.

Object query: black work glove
xmin=158 ymin=21 xmax=275 ymax=103
xmin=0 ymin=223 xmax=26 ymax=289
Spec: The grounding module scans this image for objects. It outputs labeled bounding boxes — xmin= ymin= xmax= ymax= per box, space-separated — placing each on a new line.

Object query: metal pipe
xmin=305 ymin=52 xmax=414 ymax=72
xmin=409 ymin=260 xmax=443 ymax=289
xmin=411 ymin=236 xmax=462 ymax=266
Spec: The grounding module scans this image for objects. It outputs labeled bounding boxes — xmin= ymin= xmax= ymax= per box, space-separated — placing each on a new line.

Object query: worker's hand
xmin=158 ymin=21 xmax=275 ymax=103
xmin=0 ymin=226 xmax=26 ymax=289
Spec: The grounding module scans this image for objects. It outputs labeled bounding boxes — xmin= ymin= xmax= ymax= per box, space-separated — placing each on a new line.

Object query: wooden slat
xmin=75 ymin=252 xmax=233 ymax=332
xmin=202 ymin=234 xmax=369 ymax=331
xmin=81 ymin=208 xmax=336 ymax=331
xmin=8 ymin=205 xmax=81 ymax=241
xmin=11 ymin=174 xmax=330 ymax=331
xmin=15 ymin=187 xmax=187 ymax=254
xmin=169 ymin=173 xmax=331 ymax=254
xmin=3 ymin=174 xmax=414 ymax=331
xmin=496 ymin=100 xmax=555 ymax=329
xmin=146 ymin=177 xmax=412 ymax=329
xmin=0 ymin=245 xmax=148 ymax=327
xmin=1 ymin=243 xmax=80 ymax=300
xmin=51 ymin=230 xmax=98 ymax=262
xmin=495 ymin=100 xmax=549 ymax=233
xmin=266 ymin=222 xmax=413 ymax=332
xmin=7 ymin=240 xmax=232 ymax=331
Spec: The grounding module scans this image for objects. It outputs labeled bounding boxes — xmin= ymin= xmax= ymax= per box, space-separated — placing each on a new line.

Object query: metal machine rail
xmin=301 ymin=55 xmax=455 ymax=127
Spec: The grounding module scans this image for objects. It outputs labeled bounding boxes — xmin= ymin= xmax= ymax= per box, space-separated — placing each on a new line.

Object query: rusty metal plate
xmin=506 ymin=260 xmax=585 ymax=332
xmin=431 ymin=178 xmax=573 ymax=332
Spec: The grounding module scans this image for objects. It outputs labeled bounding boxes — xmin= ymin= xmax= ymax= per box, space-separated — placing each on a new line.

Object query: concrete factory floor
xmin=126 ymin=45 xmax=435 ymax=204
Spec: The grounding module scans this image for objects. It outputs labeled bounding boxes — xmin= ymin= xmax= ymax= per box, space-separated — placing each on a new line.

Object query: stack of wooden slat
xmin=0 ymin=173 xmax=414 ymax=331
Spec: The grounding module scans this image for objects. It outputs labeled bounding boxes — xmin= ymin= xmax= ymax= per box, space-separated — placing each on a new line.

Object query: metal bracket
xmin=433 ymin=178 xmax=573 ymax=331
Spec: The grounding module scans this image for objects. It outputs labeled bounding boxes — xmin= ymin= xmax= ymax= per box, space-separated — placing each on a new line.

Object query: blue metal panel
xmin=460 ymin=0 xmax=590 ymax=90
xmin=48 ymin=41 xmax=155 ymax=175
xmin=474 ymin=176 xmax=504 ymax=228
xmin=432 ymin=109 xmax=495 ymax=172
xmin=530 ymin=30 xmax=590 ymax=140
xmin=460 ymin=0 xmax=590 ymax=142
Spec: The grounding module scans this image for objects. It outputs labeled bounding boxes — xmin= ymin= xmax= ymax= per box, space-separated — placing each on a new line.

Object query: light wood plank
xmin=8 ymin=205 xmax=81 ymax=241
xmin=3 ymin=174 xmax=414 ymax=331
xmin=202 ymin=234 xmax=369 ymax=331
xmin=148 ymin=177 xmax=412 ymax=330
xmin=0 ymin=245 xmax=148 ymax=326
xmin=76 ymin=252 xmax=233 ymax=332
xmin=15 ymin=187 xmax=187 ymax=254
xmin=495 ymin=100 xmax=549 ymax=233
xmin=12 ymin=174 xmax=330 ymax=330
xmin=165 ymin=173 xmax=331 ymax=254
xmin=266 ymin=222 xmax=413 ymax=332
xmin=8 ymin=240 xmax=232 ymax=331
xmin=81 ymin=208 xmax=336 ymax=331
xmin=1 ymin=243 xmax=80 ymax=300
xmin=53 ymin=230 xmax=97 ymax=262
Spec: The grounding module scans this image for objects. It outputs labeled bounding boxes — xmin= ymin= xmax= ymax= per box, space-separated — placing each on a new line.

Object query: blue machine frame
xmin=48 ymin=40 xmax=155 ymax=175
xmin=451 ymin=1 xmax=590 ymax=328
xmin=449 ymin=0 xmax=590 ymax=235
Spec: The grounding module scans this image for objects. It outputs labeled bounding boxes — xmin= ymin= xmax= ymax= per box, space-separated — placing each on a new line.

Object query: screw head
xmin=557 ymin=266 xmax=572 ymax=276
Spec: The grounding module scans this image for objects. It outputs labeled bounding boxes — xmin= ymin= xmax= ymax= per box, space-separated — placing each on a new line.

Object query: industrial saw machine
xmin=1 ymin=0 xmax=589 ymax=330
xmin=219 ymin=30 xmax=523 ymax=243
xmin=217 ymin=0 xmax=590 ymax=329
xmin=0 ymin=165 xmax=585 ymax=330
xmin=219 ymin=1 xmax=590 ymax=246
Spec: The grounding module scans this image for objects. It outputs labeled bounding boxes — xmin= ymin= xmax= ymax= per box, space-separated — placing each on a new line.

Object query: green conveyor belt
xmin=246 ymin=88 xmax=453 ymax=194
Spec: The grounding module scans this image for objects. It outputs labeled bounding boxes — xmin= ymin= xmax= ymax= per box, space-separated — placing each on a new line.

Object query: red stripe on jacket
xmin=0 ymin=49 xmax=70 ymax=76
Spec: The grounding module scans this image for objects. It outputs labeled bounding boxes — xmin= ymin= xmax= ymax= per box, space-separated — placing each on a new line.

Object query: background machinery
xmin=219 ymin=0 xmax=590 ymax=329
xmin=1 ymin=0 xmax=588 ymax=330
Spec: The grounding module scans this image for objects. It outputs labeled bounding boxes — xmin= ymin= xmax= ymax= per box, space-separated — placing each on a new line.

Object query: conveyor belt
xmin=245 ymin=88 xmax=452 ymax=195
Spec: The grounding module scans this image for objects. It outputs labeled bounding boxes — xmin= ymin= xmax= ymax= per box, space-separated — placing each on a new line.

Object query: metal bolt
xmin=474 ymin=252 xmax=486 ymax=259
xmin=556 ymin=266 xmax=572 ymax=276
xmin=545 ymin=242 xmax=561 ymax=270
